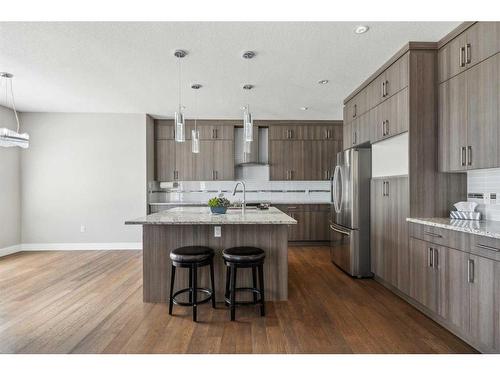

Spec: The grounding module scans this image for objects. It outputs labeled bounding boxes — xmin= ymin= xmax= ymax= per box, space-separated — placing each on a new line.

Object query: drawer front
xmin=409 ymin=223 xmax=470 ymax=252
xmin=470 ymin=235 xmax=500 ymax=262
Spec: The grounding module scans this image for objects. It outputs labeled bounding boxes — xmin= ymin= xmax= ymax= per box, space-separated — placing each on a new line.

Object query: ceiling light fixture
xmin=318 ymin=79 xmax=329 ymax=85
xmin=0 ymin=72 xmax=29 ymax=149
xmin=191 ymin=83 xmax=202 ymax=154
xmin=242 ymin=51 xmax=256 ymax=145
xmin=300 ymin=107 xmax=309 ymax=111
xmin=354 ymin=25 xmax=369 ymax=34
xmin=174 ymin=49 xmax=187 ymax=143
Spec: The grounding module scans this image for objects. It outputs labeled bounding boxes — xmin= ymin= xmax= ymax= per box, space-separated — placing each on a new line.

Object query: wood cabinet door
xmin=155 ymin=140 xmax=176 ymax=181
xmin=197 ymin=124 xmax=234 ymax=140
xmin=193 ymin=140 xmax=214 ymax=181
xmin=409 ymin=237 xmax=438 ymax=312
xmin=443 ymin=247 xmax=470 ymax=336
xmin=310 ymin=210 xmax=329 ymax=241
xmin=174 ymin=141 xmax=196 ymax=181
xmin=155 ymin=123 xmax=175 ymax=139
xmin=438 ymin=73 xmax=468 ymax=172
xmin=469 ymin=254 xmax=500 ymax=352
xmin=213 ymin=140 xmax=234 ymax=180
xmin=466 ymin=53 xmax=500 ymax=170
xmin=370 ymin=178 xmax=386 ymax=278
xmin=269 ymin=140 xmax=287 ymax=180
xmin=269 ymin=125 xmax=303 ymax=140
xmin=367 ymin=72 xmax=386 ymax=109
xmin=287 ymin=140 xmax=305 ymax=180
xmin=373 ymin=87 xmax=409 ymax=142
xmin=465 ymin=22 xmax=500 ymax=69
xmin=390 ymin=176 xmax=410 ymax=294
xmin=438 ymin=32 xmax=467 ymax=83
xmin=384 ymin=52 xmax=409 ymax=98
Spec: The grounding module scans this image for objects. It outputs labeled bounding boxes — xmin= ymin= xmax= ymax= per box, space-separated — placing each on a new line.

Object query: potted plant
xmin=208 ymin=195 xmax=231 ymax=214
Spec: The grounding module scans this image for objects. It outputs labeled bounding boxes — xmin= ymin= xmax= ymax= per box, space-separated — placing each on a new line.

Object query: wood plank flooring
xmin=0 ymin=247 xmax=476 ymax=353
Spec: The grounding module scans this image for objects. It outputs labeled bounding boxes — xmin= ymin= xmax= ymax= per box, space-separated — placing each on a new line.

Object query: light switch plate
xmin=214 ymin=226 xmax=221 ymax=237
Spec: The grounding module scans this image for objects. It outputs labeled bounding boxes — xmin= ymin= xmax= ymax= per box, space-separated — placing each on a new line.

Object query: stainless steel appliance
xmin=330 ymin=148 xmax=372 ymax=277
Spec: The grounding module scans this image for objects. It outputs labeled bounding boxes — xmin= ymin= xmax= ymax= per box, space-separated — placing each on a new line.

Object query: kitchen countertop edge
xmin=406 ymin=217 xmax=500 ymax=240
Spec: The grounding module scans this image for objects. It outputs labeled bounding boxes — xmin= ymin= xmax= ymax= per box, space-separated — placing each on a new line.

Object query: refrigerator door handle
xmin=332 ymin=165 xmax=341 ymax=213
xmin=330 ymin=223 xmax=350 ymax=236
xmin=337 ymin=166 xmax=344 ymax=214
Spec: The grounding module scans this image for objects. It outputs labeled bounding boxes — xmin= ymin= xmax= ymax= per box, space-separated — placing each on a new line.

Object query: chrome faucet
xmin=232 ymin=181 xmax=246 ymax=215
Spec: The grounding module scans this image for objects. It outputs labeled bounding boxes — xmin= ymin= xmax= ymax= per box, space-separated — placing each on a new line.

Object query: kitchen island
xmin=125 ymin=206 xmax=296 ymax=302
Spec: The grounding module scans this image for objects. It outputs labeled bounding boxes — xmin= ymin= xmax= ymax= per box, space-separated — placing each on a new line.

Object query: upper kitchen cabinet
xmin=193 ymin=140 xmax=234 ymax=181
xmin=155 ymin=120 xmax=175 ymax=139
xmin=268 ymin=121 xmax=343 ymax=181
xmin=195 ymin=121 xmax=235 ymax=140
xmin=268 ymin=121 xmax=343 ymax=141
xmin=438 ymin=22 xmax=500 ymax=83
xmin=439 ymin=26 xmax=500 ymax=172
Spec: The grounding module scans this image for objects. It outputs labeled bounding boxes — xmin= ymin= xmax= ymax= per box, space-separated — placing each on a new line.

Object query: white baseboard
xmin=0 ymin=242 xmax=142 ymax=256
xmin=21 ymin=242 xmax=142 ymax=251
xmin=0 ymin=244 xmax=22 ymax=257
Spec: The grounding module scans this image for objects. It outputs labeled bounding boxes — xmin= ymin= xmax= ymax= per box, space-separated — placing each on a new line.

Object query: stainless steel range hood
xmin=234 ymin=126 xmax=268 ymax=166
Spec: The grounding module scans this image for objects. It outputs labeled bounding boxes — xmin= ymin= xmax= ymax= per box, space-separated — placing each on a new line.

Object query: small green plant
xmin=208 ymin=195 xmax=231 ymax=208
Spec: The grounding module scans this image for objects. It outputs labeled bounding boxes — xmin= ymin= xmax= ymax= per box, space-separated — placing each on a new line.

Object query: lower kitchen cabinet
xmin=469 ymin=254 xmax=500 ymax=352
xmin=409 ymin=222 xmax=500 ymax=353
xmin=370 ymin=176 xmax=409 ymax=294
xmin=274 ymin=204 xmax=329 ymax=241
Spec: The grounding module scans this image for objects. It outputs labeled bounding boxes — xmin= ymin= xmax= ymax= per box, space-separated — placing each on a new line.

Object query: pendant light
xmin=242 ymin=51 xmax=255 ymax=143
xmin=174 ymin=49 xmax=187 ymax=142
xmin=0 ymin=73 xmax=29 ymax=149
xmin=191 ymin=83 xmax=202 ymax=153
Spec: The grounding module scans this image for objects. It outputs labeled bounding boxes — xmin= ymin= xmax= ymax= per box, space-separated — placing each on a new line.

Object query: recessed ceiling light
xmin=318 ymin=79 xmax=329 ymax=85
xmin=354 ymin=25 xmax=369 ymax=34
xmin=300 ymin=107 xmax=308 ymax=111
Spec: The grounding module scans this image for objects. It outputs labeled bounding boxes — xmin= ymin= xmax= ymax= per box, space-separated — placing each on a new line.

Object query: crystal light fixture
xmin=191 ymin=83 xmax=202 ymax=153
xmin=0 ymin=73 xmax=29 ymax=149
xmin=242 ymin=51 xmax=255 ymax=143
xmin=174 ymin=49 xmax=187 ymax=142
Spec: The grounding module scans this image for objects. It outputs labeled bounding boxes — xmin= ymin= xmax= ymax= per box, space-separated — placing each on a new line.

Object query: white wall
xmin=371 ymin=133 xmax=409 ymax=178
xmin=0 ymin=105 xmax=22 ymax=252
xmin=19 ymin=113 xmax=147 ymax=247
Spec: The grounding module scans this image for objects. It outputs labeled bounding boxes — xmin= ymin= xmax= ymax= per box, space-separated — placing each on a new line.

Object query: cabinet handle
xmin=465 ymin=43 xmax=471 ymax=64
xmin=385 ymin=180 xmax=389 ymax=197
xmin=476 ymin=243 xmax=500 ymax=252
xmin=423 ymin=231 xmax=442 ymax=238
xmin=381 ymin=81 xmax=385 ymax=98
xmin=290 ymin=170 xmax=293 ymax=180
xmin=353 ymin=104 xmax=357 ymax=118
xmin=461 ymin=146 xmax=467 ymax=166
xmin=428 ymin=247 xmax=434 ymax=268
xmin=468 ymin=259 xmax=475 ymax=283
xmin=467 ymin=146 xmax=472 ymax=166
xmin=459 ymin=46 xmax=466 ymax=67
xmin=327 ymin=129 xmax=331 ymax=139
xmin=324 ymin=170 xmax=328 ymax=180
xmin=174 ymin=170 xmax=178 ymax=180
xmin=434 ymin=248 xmax=439 ymax=269
xmin=353 ymin=131 xmax=357 ymax=145
xmin=385 ymin=80 xmax=389 ymax=97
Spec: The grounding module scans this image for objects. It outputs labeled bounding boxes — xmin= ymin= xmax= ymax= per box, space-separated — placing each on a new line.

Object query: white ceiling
xmin=0 ymin=22 xmax=459 ymax=120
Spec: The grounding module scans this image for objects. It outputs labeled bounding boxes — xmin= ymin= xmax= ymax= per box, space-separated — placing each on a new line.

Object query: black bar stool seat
xmin=223 ymin=246 xmax=266 ymax=321
xmin=169 ymin=246 xmax=216 ymax=322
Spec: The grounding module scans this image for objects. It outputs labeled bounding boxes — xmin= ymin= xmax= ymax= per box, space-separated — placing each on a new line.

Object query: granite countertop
xmin=407 ymin=217 xmax=500 ymax=239
xmin=126 ymin=206 xmax=298 ymax=225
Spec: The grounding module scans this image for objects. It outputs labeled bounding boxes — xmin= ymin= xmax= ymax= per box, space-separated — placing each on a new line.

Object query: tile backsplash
xmin=467 ymin=168 xmax=500 ymax=221
xmin=150 ymin=179 xmax=331 ymax=205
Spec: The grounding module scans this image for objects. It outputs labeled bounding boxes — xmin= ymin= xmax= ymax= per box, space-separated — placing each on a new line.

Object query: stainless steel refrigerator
xmin=329 ymin=148 xmax=372 ymax=278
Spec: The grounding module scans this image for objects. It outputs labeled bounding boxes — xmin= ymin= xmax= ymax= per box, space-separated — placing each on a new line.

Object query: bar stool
xmin=222 ymin=246 xmax=265 ymax=321
xmin=169 ymin=246 xmax=216 ymax=322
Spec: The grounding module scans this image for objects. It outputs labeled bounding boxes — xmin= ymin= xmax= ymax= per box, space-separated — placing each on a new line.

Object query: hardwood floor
xmin=0 ymin=247 xmax=476 ymax=354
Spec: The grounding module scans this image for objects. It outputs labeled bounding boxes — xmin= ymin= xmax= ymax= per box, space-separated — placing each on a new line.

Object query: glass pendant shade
xmin=243 ymin=110 xmax=253 ymax=142
xmin=191 ymin=129 xmax=200 ymax=153
xmin=174 ymin=111 xmax=185 ymax=142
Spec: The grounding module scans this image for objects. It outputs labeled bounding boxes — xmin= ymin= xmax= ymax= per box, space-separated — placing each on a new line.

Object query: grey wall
xmin=19 ymin=113 xmax=147 ymax=245
xmin=0 ymin=105 xmax=22 ymax=249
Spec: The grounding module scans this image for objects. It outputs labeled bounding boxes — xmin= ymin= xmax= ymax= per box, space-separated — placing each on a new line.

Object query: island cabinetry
xmin=274 ymin=204 xmax=330 ymax=242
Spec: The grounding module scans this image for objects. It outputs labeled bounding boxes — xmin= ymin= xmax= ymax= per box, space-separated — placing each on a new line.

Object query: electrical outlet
xmin=214 ymin=226 xmax=221 ymax=238
xmin=484 ymin=193 xmax=491 ymax=205
xmin=80 ymin=225 xmax=86 ymax=233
